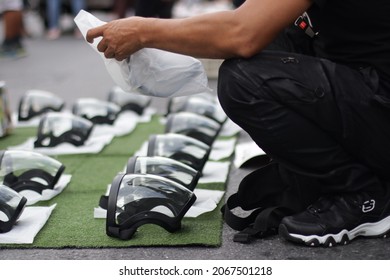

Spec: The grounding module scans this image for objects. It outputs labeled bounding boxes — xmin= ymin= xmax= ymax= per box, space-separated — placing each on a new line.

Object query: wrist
xmin=137 ymin=17 xmax=160 ymax=49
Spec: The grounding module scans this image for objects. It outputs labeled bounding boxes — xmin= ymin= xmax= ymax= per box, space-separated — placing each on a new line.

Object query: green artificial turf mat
xmin=0 ymin=127 xmax=37 ymax=150
xmin=0 ymin=115 xmax=231 ymax=248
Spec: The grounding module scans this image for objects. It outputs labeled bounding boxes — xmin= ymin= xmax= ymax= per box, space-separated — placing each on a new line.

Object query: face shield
xmin=18 ymin=90 xmax=65 ymax=121
xmin=165 ymin=112 xmax=221 ymax=146
xmin=147 ymin=133 xmax=210 ymax=172
xmin=99 ymin=156 xmax=199 ymax=212
xmin=0 ymin=185 xmax=27 ymax=233
xmin=108 ymin=86 xmax=151 ymax=115
xmin=34 ymin=112 xmax=94 ymax=148
xmin=126 ymin=156 xmax=200 ymax=191
xmin=0 ymin=150 xmax=65 ymax=194
xmin=106 ymin=173 xmax=196 ymax=240
xmin=72 ymin=98 xmax=121 ymax=125
xmin=166 ymin=93 xmax=214 ymax=116
xmin=181 ymin=97 xmax=227 ymax=124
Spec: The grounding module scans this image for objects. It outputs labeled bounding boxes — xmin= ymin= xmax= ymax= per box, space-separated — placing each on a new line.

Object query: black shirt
xmin=308 ymin=0 xmax=390 ymax=80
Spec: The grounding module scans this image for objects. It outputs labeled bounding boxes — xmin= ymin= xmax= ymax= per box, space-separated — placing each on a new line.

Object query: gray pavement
xmin=1 ymin=32 xmax=390 ymax=260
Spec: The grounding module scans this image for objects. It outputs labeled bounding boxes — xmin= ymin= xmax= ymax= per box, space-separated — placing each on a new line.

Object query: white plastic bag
xmin=74 ymin=10 xmax=212 ymax=97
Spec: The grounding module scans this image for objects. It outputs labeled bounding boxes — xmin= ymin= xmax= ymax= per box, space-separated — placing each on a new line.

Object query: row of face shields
xmin=17 ymin=86 xmax=151 ymax=148
xmin=1 ymin=89 xmax=227 ymax=237
xmin=104 ymin=93 xmax=228 ymax=240
xmin=0 ymin=150 xmax=65 ymax=233
xmin=0 ymin=86 xmax=151 ymax=233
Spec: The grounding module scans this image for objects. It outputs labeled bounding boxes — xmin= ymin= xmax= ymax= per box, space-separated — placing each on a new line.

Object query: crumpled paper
xmin=219 ymin=118 xmax=242 ymax=137
xmin=199 ymin=161 xmax=230 ymax=184
xmin=0 ymin=204 xmax=56 ymax=244
xmin=233 ymin=140 xmax=267 ymax=168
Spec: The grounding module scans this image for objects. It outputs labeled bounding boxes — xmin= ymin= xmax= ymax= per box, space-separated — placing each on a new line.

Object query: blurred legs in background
xmin=0 ymin=0 xmax=26 ymax=58
xmin=46 ymin=0 xmax=86 ymax=40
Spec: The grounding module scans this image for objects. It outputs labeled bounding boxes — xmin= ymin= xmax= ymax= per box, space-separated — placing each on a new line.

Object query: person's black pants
xmin=218 ymin=50 xmax=390 ymax=196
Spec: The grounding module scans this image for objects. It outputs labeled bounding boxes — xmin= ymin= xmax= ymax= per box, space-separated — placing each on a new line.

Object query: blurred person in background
xmin=45 ymin=0 xmax=86 ymax=40
xmin=135 ymin=0 xmax=176 ymax=18
xmin=114 ymin=0 xmax=134 ymax=19
xmin=0 ymin=0 xmax=25 ymax=58
xmin=232 ymin=0 xmax=244 ymax=8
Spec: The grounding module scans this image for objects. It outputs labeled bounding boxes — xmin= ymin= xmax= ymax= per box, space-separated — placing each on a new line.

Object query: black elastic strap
xmin=0 ymin=195 xmax=27 ymax=233
xmin=121 ymin=103 xmax=144 ymax=115
xmin=99 ymin=195 xmax=109 ymax=210
xmin=233 ymin=206 xmax=292 ymax=243
xmin=221 ymin=193 xmax=263 ymax=231
xmin=3 ymin=166 xmax=64 ymax=194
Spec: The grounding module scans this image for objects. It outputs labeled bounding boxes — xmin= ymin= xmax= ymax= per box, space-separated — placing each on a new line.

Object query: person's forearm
xmin=86 ymin=0 xmax=312 ymax=61
xmin=138 ymin=10 xmax=254 ymax=59
xmin=135 ymin=0 xmax=311 ymax=59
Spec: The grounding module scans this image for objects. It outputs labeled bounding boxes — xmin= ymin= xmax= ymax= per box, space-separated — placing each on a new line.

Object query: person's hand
xmin=86 ymin=18 xmax=143 ymax=61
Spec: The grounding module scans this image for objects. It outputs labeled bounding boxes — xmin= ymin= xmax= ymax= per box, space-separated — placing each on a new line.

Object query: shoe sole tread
xmin=279 ymin=215 xmax=390 ymax=247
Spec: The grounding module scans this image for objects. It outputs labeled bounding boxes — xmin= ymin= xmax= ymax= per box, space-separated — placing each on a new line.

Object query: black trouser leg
xmin=218 ymin=51 xmax=390 ymax=195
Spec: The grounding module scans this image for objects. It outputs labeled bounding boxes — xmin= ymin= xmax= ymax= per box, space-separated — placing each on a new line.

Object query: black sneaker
xmin=279 ymin=192 xmax=390 ymax=247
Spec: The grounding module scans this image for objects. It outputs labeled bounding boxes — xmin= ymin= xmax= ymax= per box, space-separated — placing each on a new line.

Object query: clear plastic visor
xmin=166 ymin=93 xmax=215 ymax=115
xmin=129 ymin=156 xmax=198 ymax=189
xmin=73 ymin=98 xmax=120 ymax=119
xmin=183 ymin=97 xmax=227 ymax=124
xmin=152 ymin=133 xmax=209 ymax=160
xmin=0 ymin=150 xmax=63 ymax=186
xmin=40 ymin=112 xmax=93 ymax=137
xmin=0 ymin=150 xmax=65 ymax=192
xmin=115 ymin=174 xmax=194 ymax=222
xmin=19 ymin=90 xmax=64 ymax=119
xmin=168 ymin=112 xmax=221 ymax=132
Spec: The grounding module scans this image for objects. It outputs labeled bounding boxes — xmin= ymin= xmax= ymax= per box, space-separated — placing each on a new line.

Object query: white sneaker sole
xmin=279 ymin=215 xmax=390 ymax=247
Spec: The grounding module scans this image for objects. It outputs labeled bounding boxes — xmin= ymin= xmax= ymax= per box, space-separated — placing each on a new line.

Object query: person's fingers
xmin=115 ymin=53 xmax=127 ymax=61
xmin=104 ymin=48 xmax=115 ymax=59
xmin=86 ymin=25 xmax=105 ymax=43
xmin=97 ymin=39 xmax=108 ymax=52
